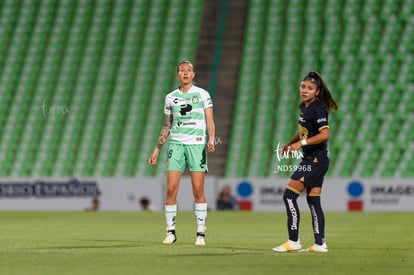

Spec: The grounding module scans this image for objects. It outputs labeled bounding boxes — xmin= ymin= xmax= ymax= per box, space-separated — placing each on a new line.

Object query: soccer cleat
xmin=307 ymin=243 xmax=328 ymax=252
xmin=272 ymin=239 xmax=302 ymax=252
xmin=163 ymin=230 xmax=177 ymax=244
xmin=195 ymin=232 xmax=206 ymax=246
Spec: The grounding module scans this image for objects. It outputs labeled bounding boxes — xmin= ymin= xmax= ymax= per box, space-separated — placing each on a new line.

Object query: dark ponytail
xmin=300 ymin=72 xmax=338 ymax=113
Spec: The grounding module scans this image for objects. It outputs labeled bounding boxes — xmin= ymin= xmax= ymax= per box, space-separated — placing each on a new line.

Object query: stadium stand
xmin=0 ymin=0 xmax=203 ymax=177
xmin=0 ymin=0 xmax=412 ymax=178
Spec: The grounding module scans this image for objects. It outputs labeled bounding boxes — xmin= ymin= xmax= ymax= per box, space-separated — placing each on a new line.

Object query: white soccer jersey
xmin=164 ymin=85 xmax=213 ymax=145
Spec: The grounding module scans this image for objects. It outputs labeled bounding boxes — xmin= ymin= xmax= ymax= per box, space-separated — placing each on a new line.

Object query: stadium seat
xmin=0 ymin=0 xmax=411 ymax=179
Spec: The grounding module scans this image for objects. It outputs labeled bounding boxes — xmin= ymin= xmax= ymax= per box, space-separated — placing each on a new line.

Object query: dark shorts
xmin=290 ymin=150 xmax=329 ymax=188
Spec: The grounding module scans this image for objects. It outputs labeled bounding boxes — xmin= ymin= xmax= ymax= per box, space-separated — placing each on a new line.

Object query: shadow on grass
xmin=163 ymin=245 xmax=270 ymax=256
xmin=29 ymin=239 xmax=271 ymax=255
xmin=29 ymin=239 xmax=159 ymax=250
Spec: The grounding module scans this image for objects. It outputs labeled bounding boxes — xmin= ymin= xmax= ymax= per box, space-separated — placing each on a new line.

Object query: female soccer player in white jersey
xmin=273 ymin=72 xmax=337 ymax=253
xmin=149 ymin=61 xmax=215 ymax=246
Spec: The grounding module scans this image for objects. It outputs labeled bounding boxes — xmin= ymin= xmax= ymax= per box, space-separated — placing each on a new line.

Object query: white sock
xmin=165 ymin=204 xmax=177 ymax=231
xmin=195 ymin=203 xmax=207 ymax=232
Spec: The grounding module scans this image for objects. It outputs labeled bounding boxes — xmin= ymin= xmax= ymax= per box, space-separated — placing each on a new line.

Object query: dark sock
xmin=283 ymin=188 xmax=300 ymax=242
xmin=307 ymin=195 xmax=325 ymax=245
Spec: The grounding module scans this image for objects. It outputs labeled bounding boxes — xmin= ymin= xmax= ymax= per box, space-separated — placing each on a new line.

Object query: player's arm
xmin=286 ymin=133 xmax=300 ymax=146
xmin=306 ymin=127 xmax=329 ymax=145
xmin=290 ymin=127 xmax=329 ymax=151
xmin=205 ymin=107 xmax=215 ymax=153
xmin=281 ymin=133 xmax=300 ymax=153
xmin=148 ymin=114 xmax=172 ymax=165
xmin=156 ymin=114 xmax=172 ymax=149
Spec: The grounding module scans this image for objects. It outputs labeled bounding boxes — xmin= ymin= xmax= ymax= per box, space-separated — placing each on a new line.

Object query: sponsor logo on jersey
xmin=317 ymin=117 xmax=327 ymax=123
xmin=173 ymin=97 xmax=186 ymax=104
xmin=177 ymin=121 xmax=196 ymax=127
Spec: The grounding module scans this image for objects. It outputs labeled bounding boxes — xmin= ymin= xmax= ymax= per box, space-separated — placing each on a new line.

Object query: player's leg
xmin=163 ymin=171 xmax=182 ymax=244
xmin=187 ymin=145 xmax=208 ymax=245
xmin=191 ymin=171 xmax=206 ymax=203
xmin=305 ymin=186 xmax=328 ymax=252
xmin=304 ymin=158 xmax=329 ymax=252
xmin=191 ymin=171 xmax=207 ymax=245
xmin=163 ymin=144 xmax=185 ymax=244
xmin=273 ymin=179 xmax=304 ymax=252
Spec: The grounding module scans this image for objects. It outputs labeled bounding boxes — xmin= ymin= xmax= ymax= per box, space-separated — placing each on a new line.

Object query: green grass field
xmin=0 ymin=211 xmax=413 ymax=275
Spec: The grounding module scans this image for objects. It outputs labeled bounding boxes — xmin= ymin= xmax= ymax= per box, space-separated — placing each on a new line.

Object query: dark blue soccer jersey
xmin=298 ymin=99 xmax=329 ymax=157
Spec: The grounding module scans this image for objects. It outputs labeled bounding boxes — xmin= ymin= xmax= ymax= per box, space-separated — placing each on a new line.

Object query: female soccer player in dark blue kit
xmin=273 ymin=72 xmax=338 ymax=253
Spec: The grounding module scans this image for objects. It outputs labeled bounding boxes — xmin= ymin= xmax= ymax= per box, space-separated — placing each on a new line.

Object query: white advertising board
xmin=217 ymin=178 xmax=414 ymax=212
xmin=0 ymin=177 xmax=413 ymax=211
xmin=0 ymin=176 xmax=218 ymax=211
